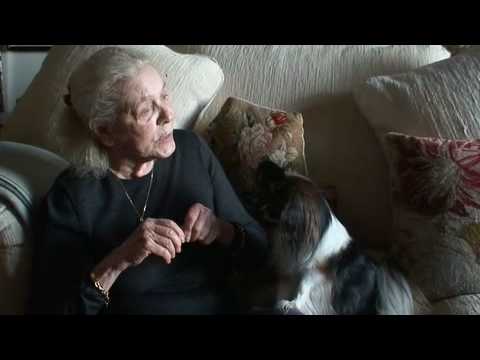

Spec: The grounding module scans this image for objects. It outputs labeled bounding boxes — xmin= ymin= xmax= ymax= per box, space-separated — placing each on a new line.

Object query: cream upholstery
xmin=169 ymin=45 xmax=450 ymax=247
xmin=354 ymin=52 xmax=480 ymax=144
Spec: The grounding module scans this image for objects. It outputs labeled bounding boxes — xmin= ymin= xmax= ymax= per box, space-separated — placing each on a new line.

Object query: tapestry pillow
xmin=385 ymin=132 xmax=480 ymax=314
xmin=208 ymin=97 xmax=308 ymax=202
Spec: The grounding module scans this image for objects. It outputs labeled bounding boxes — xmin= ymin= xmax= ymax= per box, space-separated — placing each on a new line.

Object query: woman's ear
xmin=94 ymin=125 xmax=115 ymax=148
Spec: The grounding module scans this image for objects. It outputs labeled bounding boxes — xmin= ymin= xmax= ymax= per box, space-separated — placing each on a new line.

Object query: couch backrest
xmin=169 ymin=45 xmax=451 ymax=248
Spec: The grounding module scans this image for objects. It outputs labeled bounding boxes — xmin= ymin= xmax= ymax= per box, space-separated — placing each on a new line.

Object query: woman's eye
xmin=137 ymin=102 xmax=156 ymax=121
xmin=139 ymin=108 xmax=151 ymax=119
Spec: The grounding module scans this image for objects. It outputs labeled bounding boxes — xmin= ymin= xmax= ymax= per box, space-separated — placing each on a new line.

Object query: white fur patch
xmin=289 ymin=271 xmax=336 ymax=315
xmin=310 ymin=211 xmax=352 ymax=267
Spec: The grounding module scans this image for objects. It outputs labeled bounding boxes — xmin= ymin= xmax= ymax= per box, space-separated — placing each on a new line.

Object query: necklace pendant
xmin=116 ymin=167 xmax=154 ymax=226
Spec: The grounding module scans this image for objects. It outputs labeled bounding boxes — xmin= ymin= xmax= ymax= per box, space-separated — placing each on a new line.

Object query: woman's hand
xmin=115 ymin=218 xmax=185 ymax=267
xmin=91 ymin=219 xmax=185 ymax=294
xmin=182 ymin=203 xmax=234 ymax=247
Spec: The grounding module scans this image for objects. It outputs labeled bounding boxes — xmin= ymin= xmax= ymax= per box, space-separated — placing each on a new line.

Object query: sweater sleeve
xmin=194 ymin=134 xmax=268 ymax=270
xmin=30 ymin=176 xmax=106 ymax=315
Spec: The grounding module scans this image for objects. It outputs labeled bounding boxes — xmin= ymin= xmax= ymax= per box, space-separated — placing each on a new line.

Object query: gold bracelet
xmin=90 ymin=272 xmax=110 ymax=306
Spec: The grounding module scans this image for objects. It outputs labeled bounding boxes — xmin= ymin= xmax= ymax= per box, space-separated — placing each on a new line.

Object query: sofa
xmin=1 ymin=45 xmax=478 ymax=315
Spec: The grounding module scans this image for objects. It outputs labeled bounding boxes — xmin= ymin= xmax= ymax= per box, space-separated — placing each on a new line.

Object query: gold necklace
xmin=116 ymin=169 xmax=154 ymax=223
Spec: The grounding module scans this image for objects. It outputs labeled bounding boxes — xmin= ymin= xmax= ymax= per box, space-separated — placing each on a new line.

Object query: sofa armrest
xmin=0 ymin=141 xmax=68 ymax=314
xmin=0 ymin=141 xmax=69 ymax=224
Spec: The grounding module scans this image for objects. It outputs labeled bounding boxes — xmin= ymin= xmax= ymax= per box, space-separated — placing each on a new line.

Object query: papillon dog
xmin=251 ymin=160 xmax=414 ymax=315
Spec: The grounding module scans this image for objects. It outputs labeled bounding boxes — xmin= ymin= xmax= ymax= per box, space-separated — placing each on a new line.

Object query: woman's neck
xmin=109 ymin=158 xmax=155 ymax=180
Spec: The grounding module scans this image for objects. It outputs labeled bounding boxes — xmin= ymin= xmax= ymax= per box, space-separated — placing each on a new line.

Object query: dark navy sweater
xmin=31 ymin=130 xmax=267 ymax=314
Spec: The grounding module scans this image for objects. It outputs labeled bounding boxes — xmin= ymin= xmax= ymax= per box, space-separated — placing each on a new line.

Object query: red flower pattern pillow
xmin=386 ymin=132 xmax=480 ymax=314
xmin=207 ymin=97 xmax=308 ymax=197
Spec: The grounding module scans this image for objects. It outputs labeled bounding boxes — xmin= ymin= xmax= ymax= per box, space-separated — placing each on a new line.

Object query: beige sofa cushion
xmin=1 ymin=45 xmax=224 ymax=156
xmin=170 ymin=45 xmax=450 ymax=248
xmin=353 ymin=52 xmax=480 ymax=145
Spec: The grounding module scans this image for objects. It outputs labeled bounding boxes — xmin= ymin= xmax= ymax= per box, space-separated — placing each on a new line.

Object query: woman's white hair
xmin=51 ymin=47 xmax=151 ymax=178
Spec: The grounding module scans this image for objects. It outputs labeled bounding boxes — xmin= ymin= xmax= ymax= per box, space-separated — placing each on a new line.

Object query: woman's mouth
xmin=156 ymin=132 xmax=173 ymax=144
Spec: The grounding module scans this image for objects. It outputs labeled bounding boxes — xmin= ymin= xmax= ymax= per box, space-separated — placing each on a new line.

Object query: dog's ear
xmin=256 ymin=160 xmax=286 ymax=194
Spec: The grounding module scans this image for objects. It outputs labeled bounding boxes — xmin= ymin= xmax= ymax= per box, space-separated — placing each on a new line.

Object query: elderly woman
xmin=31 ymin=47 xmax=267 ymax=315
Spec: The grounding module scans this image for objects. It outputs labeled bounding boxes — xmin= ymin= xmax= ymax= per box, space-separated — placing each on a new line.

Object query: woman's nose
xmin=157 ymin=103 xmax=174 ymax=124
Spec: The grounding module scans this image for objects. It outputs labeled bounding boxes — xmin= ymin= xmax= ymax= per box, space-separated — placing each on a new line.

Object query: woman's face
xmin=106 ymin=64 xmax=176 ymax=161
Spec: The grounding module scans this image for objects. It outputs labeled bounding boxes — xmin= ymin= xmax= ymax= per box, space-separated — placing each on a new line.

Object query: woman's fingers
xmin=151 ymin=234 xmax=177 ymax=259
xmin=183 ymin=204 xmax=211 ymax=243
xmin=146 ymin=238 xmax=173 ymax=264
xmin=156 ymin=219 xmax=185 ymax=244
xmin=183 ymin=204 xmax=219 ymax=245
xmin=136 ymin=210 xmax=221 ymax=266
xmin=192 ymin=215 xmax=208 ymax=243
xmin=201 ymin=215 xmax=219 ymax=245
xmin=149 ymin=221 xmax=183 ymax=253
xmin=183 ymin=206 xmax=201 ymax=243
xmin=203 ymin=229 xmax=217 ymax=246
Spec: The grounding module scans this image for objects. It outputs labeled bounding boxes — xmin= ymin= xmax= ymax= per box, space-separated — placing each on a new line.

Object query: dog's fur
xmin=246 ymin=160 xmax=414 ymax=315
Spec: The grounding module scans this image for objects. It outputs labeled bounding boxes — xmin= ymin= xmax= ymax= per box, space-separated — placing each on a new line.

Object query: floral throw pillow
xmin=385 ymin=132 xmax=480 ymax=314
xmin=207 ymin=97 xmax=308 ymax=199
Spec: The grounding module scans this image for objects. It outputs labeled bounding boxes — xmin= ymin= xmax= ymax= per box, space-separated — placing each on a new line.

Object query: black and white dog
xmin=252 ymin=160 xmax=414 ymax=315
